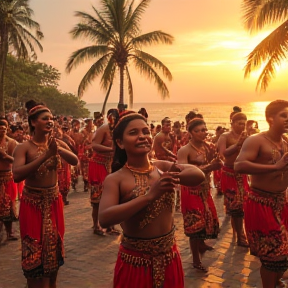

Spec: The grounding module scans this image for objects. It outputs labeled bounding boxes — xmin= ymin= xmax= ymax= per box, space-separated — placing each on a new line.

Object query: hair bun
xmin=25 ymin=100 xmax=38 ymax=113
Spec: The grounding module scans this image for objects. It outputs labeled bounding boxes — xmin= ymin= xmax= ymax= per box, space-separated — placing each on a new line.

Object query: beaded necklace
xmin=189 ymin=140 xmax=208 ymax=164
xmin=263 ymin=134 xmax=287 ymax=164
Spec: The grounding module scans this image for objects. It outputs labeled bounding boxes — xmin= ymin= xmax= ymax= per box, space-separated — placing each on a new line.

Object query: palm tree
xmin=242 ymin=0 xmax=288 ymax=92
xmin=0 ymin=0 xmax=43 ymax=115
xmin=66 ymin=0 xmax=174 ymax=113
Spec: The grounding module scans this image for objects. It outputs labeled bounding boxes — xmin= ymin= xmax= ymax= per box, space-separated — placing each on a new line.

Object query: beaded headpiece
xmin=113 ymin=111 xmax=146 ymax=131
xmin=28 ymin=105 xmax=51 ymax=117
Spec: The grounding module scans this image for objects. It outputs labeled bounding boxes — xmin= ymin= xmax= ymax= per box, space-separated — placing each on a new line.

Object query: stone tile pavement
xmin=0 ymin=183 xmax=287 ymax=288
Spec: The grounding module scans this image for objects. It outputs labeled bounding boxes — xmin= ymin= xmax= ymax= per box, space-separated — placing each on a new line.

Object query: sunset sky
xmin=29 ymin=0 xmax=288 ymax=104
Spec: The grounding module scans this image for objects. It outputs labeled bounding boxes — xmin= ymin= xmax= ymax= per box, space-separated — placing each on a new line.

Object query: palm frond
xmin=125 ymin=0 xmax=150 ymax=35
xmin=66 ymin=45 xmax=110 ymax=73
xmin=100 ymin=58 xmax=117 ymax=90
xmin=242 ymin=0 xmax=288 ymax=32
xmin=69 ymin=23 xmax=111 ymax=44
xmin=77 ymin=55 xmax=112 ymax=97
xmin=244 ymin=20 xmax=288 ymax=91
xmin=125 ymin=67 xmax=133 ymax=107
xmin=131 ymin=31 xmax=174 ymax=47
xmin=132 ymin=50 xmax=172 ymax=81
xmin=133 ymin=56 xmax=170 ymax=98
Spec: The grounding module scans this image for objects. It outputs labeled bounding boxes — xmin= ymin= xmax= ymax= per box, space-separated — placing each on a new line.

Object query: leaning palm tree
xmin=0 ymin=0 xmax=43 ymax=115
xmin=242 ymin=0 xmax=288 ymax=92
xmin=66 ymin=0 xmax=174 ymax=113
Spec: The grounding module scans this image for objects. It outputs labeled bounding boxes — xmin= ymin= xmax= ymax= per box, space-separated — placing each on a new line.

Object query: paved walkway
xmin=0 ymin=183 xmax=287 ymax=288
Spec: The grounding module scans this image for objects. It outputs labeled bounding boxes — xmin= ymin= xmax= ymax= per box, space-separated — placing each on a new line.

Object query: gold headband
xmin=113 ymin=112 xmax=146 ymax=131
xmin=28 ymin=105 xmax=51 ymax=116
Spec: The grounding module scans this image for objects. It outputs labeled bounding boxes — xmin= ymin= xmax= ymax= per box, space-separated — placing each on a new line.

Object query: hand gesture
xmin=148 ymin=172 xmax=180 ymax=200
xmin=237 ymin=131 xmax=247 ymax=147
xmin=275 ymin=152 xmax=288 ymax=171
xmin=46 ymin=137 xmax=58 ymax=158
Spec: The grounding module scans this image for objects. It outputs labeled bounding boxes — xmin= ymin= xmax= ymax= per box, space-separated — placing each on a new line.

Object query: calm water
xmin=85 ymin=102 xmax=270 ymax=132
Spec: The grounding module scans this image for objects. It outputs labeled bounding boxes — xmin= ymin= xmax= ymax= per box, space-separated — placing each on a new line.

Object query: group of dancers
xmin=0 ymin=99 xmax=288 ymax=288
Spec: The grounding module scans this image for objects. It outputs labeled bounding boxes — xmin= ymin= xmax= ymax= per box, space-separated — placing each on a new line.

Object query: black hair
xmin=112 ymin=112 xmax=147 ymax=172
xmin=265 ymin=100 xmax=288 ymax=118
xmin=187 ymin=118 xmax=206 ymax=132
xmin=233 ymin=106 xmax=242 ymax=112
xmin=25 ymin=100 xmax=48 ymax=134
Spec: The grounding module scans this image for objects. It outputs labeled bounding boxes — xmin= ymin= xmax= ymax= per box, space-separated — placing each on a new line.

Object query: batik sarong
xmin=221 ymin=166 xmax=249 ymax=217
xmin=0 ymin=171 xmax=18 ymax=221
xmin=58 ymin=160 xmax=71 ymax=198
xmin=114 ymin=227 xmax=184 ymax=288
xmin=19 ymin=185 xmax=65 ymax=278
xmin=244 ymin=187 xmax=288 ymax=272
xmin=181 ymin=179 xmax=219 ymax=239
xmin=88 ymin=152 xmax=112 ymax=204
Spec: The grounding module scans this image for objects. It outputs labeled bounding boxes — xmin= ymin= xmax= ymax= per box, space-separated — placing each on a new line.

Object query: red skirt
xmin=181 ymin=181 xmax=219 ymax=239
xmin=19 ymin=185 xmax=65 ymax=278
xmin=0 ymin=171 xmax=18 ymax=221
xmin=57 ymin=161 xmax=71 ymax=197
xmin=221 ymin=166 xmax=249 ymax=217
xmin=114 ymin=229 xmax=184 ymax=288
xmin=244 ymin=188 xmax=288 ymax=263
xmin=88 ymin=153 xmax=112 ymax=204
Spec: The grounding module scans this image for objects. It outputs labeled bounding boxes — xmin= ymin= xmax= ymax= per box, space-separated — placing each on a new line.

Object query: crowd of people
xmin=0 ymin=100 xmax=288 ymax=288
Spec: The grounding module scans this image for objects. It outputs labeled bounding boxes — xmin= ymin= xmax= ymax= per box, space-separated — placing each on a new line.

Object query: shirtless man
xmin=81 ymin=119 xmax=94 ymax=191
xmin=89 ymin=109 xmax=119 ymax=235
xmin=235 ymin=100 xmax=288 ymax=288
xmin=217 ymin=112 xmax=249 ymax=247
xmin=152 ymin=117 xmax=177 ymax=161
xmin=0 ymin=117 xmax=18 ymax=240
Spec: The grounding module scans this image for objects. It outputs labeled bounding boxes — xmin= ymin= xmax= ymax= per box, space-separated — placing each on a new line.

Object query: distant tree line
xmin=4 ymin=55 xmax=90 ymax=118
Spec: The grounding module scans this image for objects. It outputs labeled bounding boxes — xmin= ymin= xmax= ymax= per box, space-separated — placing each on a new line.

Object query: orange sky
xmin=29 ymin=0 xmax=288 ymax=104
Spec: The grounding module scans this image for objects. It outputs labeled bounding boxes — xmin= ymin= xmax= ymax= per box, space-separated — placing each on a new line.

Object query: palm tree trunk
xmin=101 ymin=81 xmax=113 ymax=116
xmin=118 ymin=65 xmax=125 ymax=112
xmin=0 ymin=24 xmax=8 ymax=116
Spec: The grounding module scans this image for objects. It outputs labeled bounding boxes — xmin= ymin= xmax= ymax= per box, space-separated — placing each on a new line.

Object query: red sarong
xmin=244 ymin=188 xmax=288 ymax=271
xmin=0 ymin=171 xmax=18 ymax=221
xmin=213 ymin=168 xmax=222 ymax=188
xmin=221 ymin=166 xmax=249 ymax=217
xmin=19 ymin=185 xmax=65 ymax=278
xmin=17 ymin=181 xmax=25 ymax=199
xmin=181 ymin=178 xmax=219 ymax=239
xmin=57 ymin=160 xmax=71 ymax=197
xmin=114 ymin=228 xmax=184 ymax=288
xmin=88 ymin=152 xmax=112 ymax=204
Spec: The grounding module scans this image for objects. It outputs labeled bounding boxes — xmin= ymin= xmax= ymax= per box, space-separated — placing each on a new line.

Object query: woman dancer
xmin=99 ymin=111 xmax=205 ymax=288
xmin=12 ymin=100 xmax=78 ymax=288
xmin=177 ymin=118 xmax=221 ymax=272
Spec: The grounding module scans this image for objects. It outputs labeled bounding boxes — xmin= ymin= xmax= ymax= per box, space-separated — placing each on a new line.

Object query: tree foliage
xmin=242 ymin=0 xmax=288 ymax=91
xmin=4 ymin=55 xmax=90 ymax=117
xmin=66 ymin=0 xmax=174 ymax=112
xmin=0 ymin=0 xmax=43 ymax=115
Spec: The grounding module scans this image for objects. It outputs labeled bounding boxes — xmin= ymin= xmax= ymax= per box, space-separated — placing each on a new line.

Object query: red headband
xmin=28 ymin=105 xmax=51 ymax=116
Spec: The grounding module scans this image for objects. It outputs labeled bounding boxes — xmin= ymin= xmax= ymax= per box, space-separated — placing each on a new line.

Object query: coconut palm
xmin=0 ymin=0 xmax=43 ymax=115
xmin=66 ymin=0 xmax=174 ymax=113
xmin=242 ymin=0 xmax=288 ymax=91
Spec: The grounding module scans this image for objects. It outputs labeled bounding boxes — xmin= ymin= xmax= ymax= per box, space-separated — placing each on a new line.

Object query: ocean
xmin=85 ymin=101 xmax=270 ymax=132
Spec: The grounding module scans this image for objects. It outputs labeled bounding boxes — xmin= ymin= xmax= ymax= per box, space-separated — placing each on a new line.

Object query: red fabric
xmin=58 ymin=161 xmax=71 ymax=196
xmin=213 ymin=169 xmax=222 ymax=187
xmin=17 ymin=181 xmax=25 ymax=198
xmin=88 ymin=160 xmax=108 ymax=184
xmin=181 ymin=184 xmax=219 ymax=238
xmin=114 ymin=244 xmax=184 ymax=288
xmin=244 ymin=189 xmax=288 ymax=259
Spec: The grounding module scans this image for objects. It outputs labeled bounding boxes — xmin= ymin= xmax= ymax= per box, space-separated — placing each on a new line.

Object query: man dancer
xmin=81 ymin=118 xmax=94 ymax=192
xmin=89 ymin=109 xmax=119 ymax=235
xmin=0 ymin=117 xmax=18 ymax=240
xmin=69 ymin=119 xmax=84 ymax=190
xmin=217 ymin=112 xmax=249 ymax=246
xmin=152 ymin=117 xmax=177 ymax=161
xmin=235 ymin=100 xmax=288 ymax=288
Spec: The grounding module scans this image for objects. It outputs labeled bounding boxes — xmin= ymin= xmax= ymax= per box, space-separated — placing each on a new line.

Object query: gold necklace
xmin=125 ymin=162 xmax=154 ymax=174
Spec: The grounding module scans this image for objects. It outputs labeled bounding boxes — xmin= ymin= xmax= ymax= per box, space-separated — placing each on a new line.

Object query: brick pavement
xmin=0 ymin=184 xmax=287 ymax=288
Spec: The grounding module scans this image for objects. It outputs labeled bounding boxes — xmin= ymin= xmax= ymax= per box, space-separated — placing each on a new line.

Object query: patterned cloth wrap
xmin=0 ymin=171 xmax=18 ymax=221
xmin=19 ymin=185 xmax=65 ymax=278
xmin=181 ymin=176 xmax=219 ymax=239
xmin=114 ymin=227 xmax=184 ymax=288
xmin=221 ymin=166 xmax=249 ymax=217
xmin=244 ymin=187 xmax=288 ymax=272
xmin=88 ymin=152 xmax=112 ymax=204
